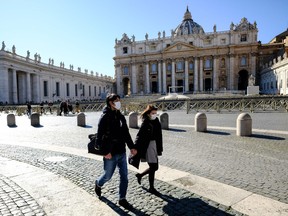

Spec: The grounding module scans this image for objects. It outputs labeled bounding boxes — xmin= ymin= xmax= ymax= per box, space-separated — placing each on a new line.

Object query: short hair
xmin=106 ymin=93 xmax=120 ymax=107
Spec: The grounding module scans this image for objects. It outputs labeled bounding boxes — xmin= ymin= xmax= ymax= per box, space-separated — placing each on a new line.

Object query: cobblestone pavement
xmin=0 ymin=111 xmax=287 ymax=215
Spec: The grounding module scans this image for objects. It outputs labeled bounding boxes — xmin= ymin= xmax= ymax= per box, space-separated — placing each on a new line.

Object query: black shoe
xmin=95 ymin=183 xmax=101 ymax=197
xmin=148 ymin=188 xmax=161 ymax=196
xmin=135 ymin=173 xmax=142 ymax=185
xmin=118 ymin=199 xmax=133 ymax=210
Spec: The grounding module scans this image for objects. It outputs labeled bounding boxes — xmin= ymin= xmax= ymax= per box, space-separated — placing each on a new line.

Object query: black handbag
xmin=87 ymin=133 xmax=107 ymax=156
xmin=128 ymin=154 xmax=140 ymax=169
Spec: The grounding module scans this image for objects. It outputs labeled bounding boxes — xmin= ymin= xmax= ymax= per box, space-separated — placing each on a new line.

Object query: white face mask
xmin=150 ymin=114 xmax=157 ymax=120
xmin=114 ymin=101 xmax=121 ymax=110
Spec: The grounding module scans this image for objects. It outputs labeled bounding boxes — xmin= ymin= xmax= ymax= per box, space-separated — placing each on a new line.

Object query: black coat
xmin=97 ymin=106 xmax=135 ymax=156
xmin=135 ymin=117 xmax=163 ymax=159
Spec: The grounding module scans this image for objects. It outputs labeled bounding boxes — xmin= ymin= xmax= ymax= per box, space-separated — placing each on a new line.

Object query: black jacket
xmin=97 ymin=106 xmax=135 ymax=155
xmin=135 ymin=117 xmax=163 ymax=159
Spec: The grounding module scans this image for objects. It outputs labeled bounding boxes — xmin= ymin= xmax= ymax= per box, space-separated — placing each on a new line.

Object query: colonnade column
xmin=184 ymin=59 xmax=189 ymax=93
xmin=171 ymin=60 xmax=175 ymax=92
xmin=35 ymin=74 xmax=40 ymax=103
xmin=162 ymin=61 xmax=167 ymax=94
xmin=26 ymin=72 xmax=31 ymax=102
xmin=131 ymin=63 xmax=137 ymax=94
xmin=116 ymin=65 xmax=121 ymax=95
xmin=0 ymin=66 xmax=9 ymax=103
xmin=229 ymin=54 xmax=235 ymax=90
xmin=12 ymin=69 xmax=18 ymax=104
xmin=194 ymin=57 xmax=198 ymax=92
xmin=158 ymin=61 xmax=162 ymax=93
xmin=199 ymin=58 xmax=203 ymax=92
xmin=145 ymin=62 xmax=150 ymax=94
xmin=213 ymin=57 xmax=218 ymax=92
xmin=251 ymin=53 xmax=256 ymax=77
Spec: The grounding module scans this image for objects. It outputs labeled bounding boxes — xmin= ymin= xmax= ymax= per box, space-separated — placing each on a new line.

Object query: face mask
xmin=114 ymin=101 xmax=121 ymax=110
xmin=150 ymin=114 xmax=157 ymax=120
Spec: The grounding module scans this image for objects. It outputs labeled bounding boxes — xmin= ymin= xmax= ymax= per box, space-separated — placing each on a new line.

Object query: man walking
xmin=95 ymin=94 xmax=137 ymax=210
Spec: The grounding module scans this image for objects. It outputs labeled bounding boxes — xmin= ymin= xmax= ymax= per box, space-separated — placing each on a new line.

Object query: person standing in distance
xmin=134 ymin=105 xmax=163 ymax=195
xmin=95 ymin=93 xmax=137 ymax=210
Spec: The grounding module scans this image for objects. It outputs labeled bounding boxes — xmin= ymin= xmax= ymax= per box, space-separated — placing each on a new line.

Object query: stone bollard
xmin=77 ymin=112 xmax=86 ymax=127
xmin=7 ymin=113 xmax=16 ymax=127
xmin=195 ymin=112 xmax=207 ymax=132
xmin=129 ymin=112 xmax=138 ymax=128
xmin=160 ymin=113 xmax=169 ymax=130
xmin=31 ymin=113 xmax=40 ymax=127
xmin=236 ymin=113 xmax=252 ymax=136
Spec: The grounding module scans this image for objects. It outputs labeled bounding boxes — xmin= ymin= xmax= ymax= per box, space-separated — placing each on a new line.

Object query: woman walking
xmin=134 ymin=105 xmax=163 ymax=195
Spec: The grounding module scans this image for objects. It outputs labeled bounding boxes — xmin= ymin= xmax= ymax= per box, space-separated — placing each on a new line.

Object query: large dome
xmin=174 ymin=7 xmax=204 ymax=36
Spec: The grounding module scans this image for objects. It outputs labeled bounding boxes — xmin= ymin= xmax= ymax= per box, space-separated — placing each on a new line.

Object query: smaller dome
xmin=174 ymin=7 xmax=205 ymax=36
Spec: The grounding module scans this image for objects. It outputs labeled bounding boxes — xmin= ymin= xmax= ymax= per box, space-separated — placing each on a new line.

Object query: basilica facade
xmin=113 ymin=7 xmax=286 ymax=96
xmin=0 ymin=45 xmax=114 ymax=104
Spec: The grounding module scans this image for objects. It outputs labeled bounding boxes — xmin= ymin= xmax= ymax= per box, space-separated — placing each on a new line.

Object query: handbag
xmin=128 ymin=153 xmax=140 ymax=169
xmin=87 ymin=133 xmax=107 ymax=156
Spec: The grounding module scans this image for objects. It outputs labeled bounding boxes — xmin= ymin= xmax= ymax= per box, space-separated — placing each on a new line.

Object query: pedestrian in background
xmin=95 ymin=93 xmax=137 ymax=210
xmin=26 ymin=102 xmax=32 ymax=118
xmin=134 ymin=105 xmax=163 ymax=195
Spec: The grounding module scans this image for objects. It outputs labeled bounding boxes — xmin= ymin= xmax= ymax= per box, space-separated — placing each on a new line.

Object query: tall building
xmin=0 ymin=44 xmax=114 ymax=104
xmin=259 ymin=29 xmax=288 ymax=95
xmin=114 ymin=7 xmax=284 ymax=96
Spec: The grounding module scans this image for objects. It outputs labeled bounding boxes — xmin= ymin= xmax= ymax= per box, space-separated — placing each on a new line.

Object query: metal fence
xmin=1 ymin=96 xmax=287 ymax=115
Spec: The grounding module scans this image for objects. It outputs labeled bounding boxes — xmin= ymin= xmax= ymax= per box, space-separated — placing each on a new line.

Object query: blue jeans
xmin=96 ymin=152 xmax=128 ymax=200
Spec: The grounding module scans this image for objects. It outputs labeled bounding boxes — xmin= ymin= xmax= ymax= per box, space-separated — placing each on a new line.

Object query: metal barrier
xmin=1 ymin=96 xmax=287 ymax=114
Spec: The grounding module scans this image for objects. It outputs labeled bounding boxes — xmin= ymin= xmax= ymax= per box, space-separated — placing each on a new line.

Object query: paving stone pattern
xmin=0 ymin=145 xmax=245 ymax=216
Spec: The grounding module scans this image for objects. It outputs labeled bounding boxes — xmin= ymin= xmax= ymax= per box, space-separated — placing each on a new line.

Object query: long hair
xmin=140 ymin=104 xmax=157 ymax=120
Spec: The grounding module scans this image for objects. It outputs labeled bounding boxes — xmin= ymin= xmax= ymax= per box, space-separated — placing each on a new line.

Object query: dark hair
xmin=106 ymin=93 xmax=120 ymax=107
xmin=140 ymin=104 xmax=157 ymax=120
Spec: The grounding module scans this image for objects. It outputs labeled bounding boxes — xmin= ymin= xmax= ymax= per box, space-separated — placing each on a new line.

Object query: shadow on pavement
xmin=206 ymin=130 xmax=230 ymax=136
xmin=100 ymin=197 xmax=149 ymax=216
xmin=141 ymin=187 xmax=233 ymax=216
xmin=169 ymin=128 xmax=186 ymax=132
xmin=251 ymin=134 xmax=285 ymax=140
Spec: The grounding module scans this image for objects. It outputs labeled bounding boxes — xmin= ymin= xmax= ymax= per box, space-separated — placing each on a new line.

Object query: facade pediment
xmin=163 ymin=42 xmax=196 ymax=53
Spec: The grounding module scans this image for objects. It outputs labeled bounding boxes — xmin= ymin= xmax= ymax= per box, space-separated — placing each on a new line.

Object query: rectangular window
xmin=240 ymin=57 xmax=247 ymax=66
xmin=43 ymin=81 xmax=48 ymax=97
xmin=123 ymin=47 xmax=128 ymax=54
xmin=89 ymin=86 xmax=91 ymax=97
xmin=240 ymin=34 xmax=247 ymax=42
xmin=167 ymin=64 xmax=172 ymax=71
xmin=204 ymin=59 xmax=212 ymax=70
xmin=189 ymin=62 xmax=194 ymax=70
xmin=150 ymin=45 xmax=156 ymax=51
xmin=139 ymin=47 xmax=143 ymax=53
xmin=176 ymin=61 xmax=184 ymax=72
xmin=94 ymin=86 xmax=97 ymax=96
xmin=221 ymin=38 xmax=226 ymax=44
xmin=151 ymin=63 xmax=157 ymax=74
xmin=123 ymin=66 xmax=129 ymax=75
xmin=75 ymin=84 xmax=78 ymax=97
xmin=82 ymin=85 xmax=85 ymax=96
xmin=66 ymin=83 xmax=70 ymax=97
xmin=99 ymin=86 xmax=101 ymax=96
xmin=56 ymin=82 xmax=60 ymax=97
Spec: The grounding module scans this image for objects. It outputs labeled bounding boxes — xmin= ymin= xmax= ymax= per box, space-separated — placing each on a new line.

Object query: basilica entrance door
xmin=238 ymin=70 xmax=248 ymax=91
xmin=122 ymin=77 xmax=131 ymax=96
